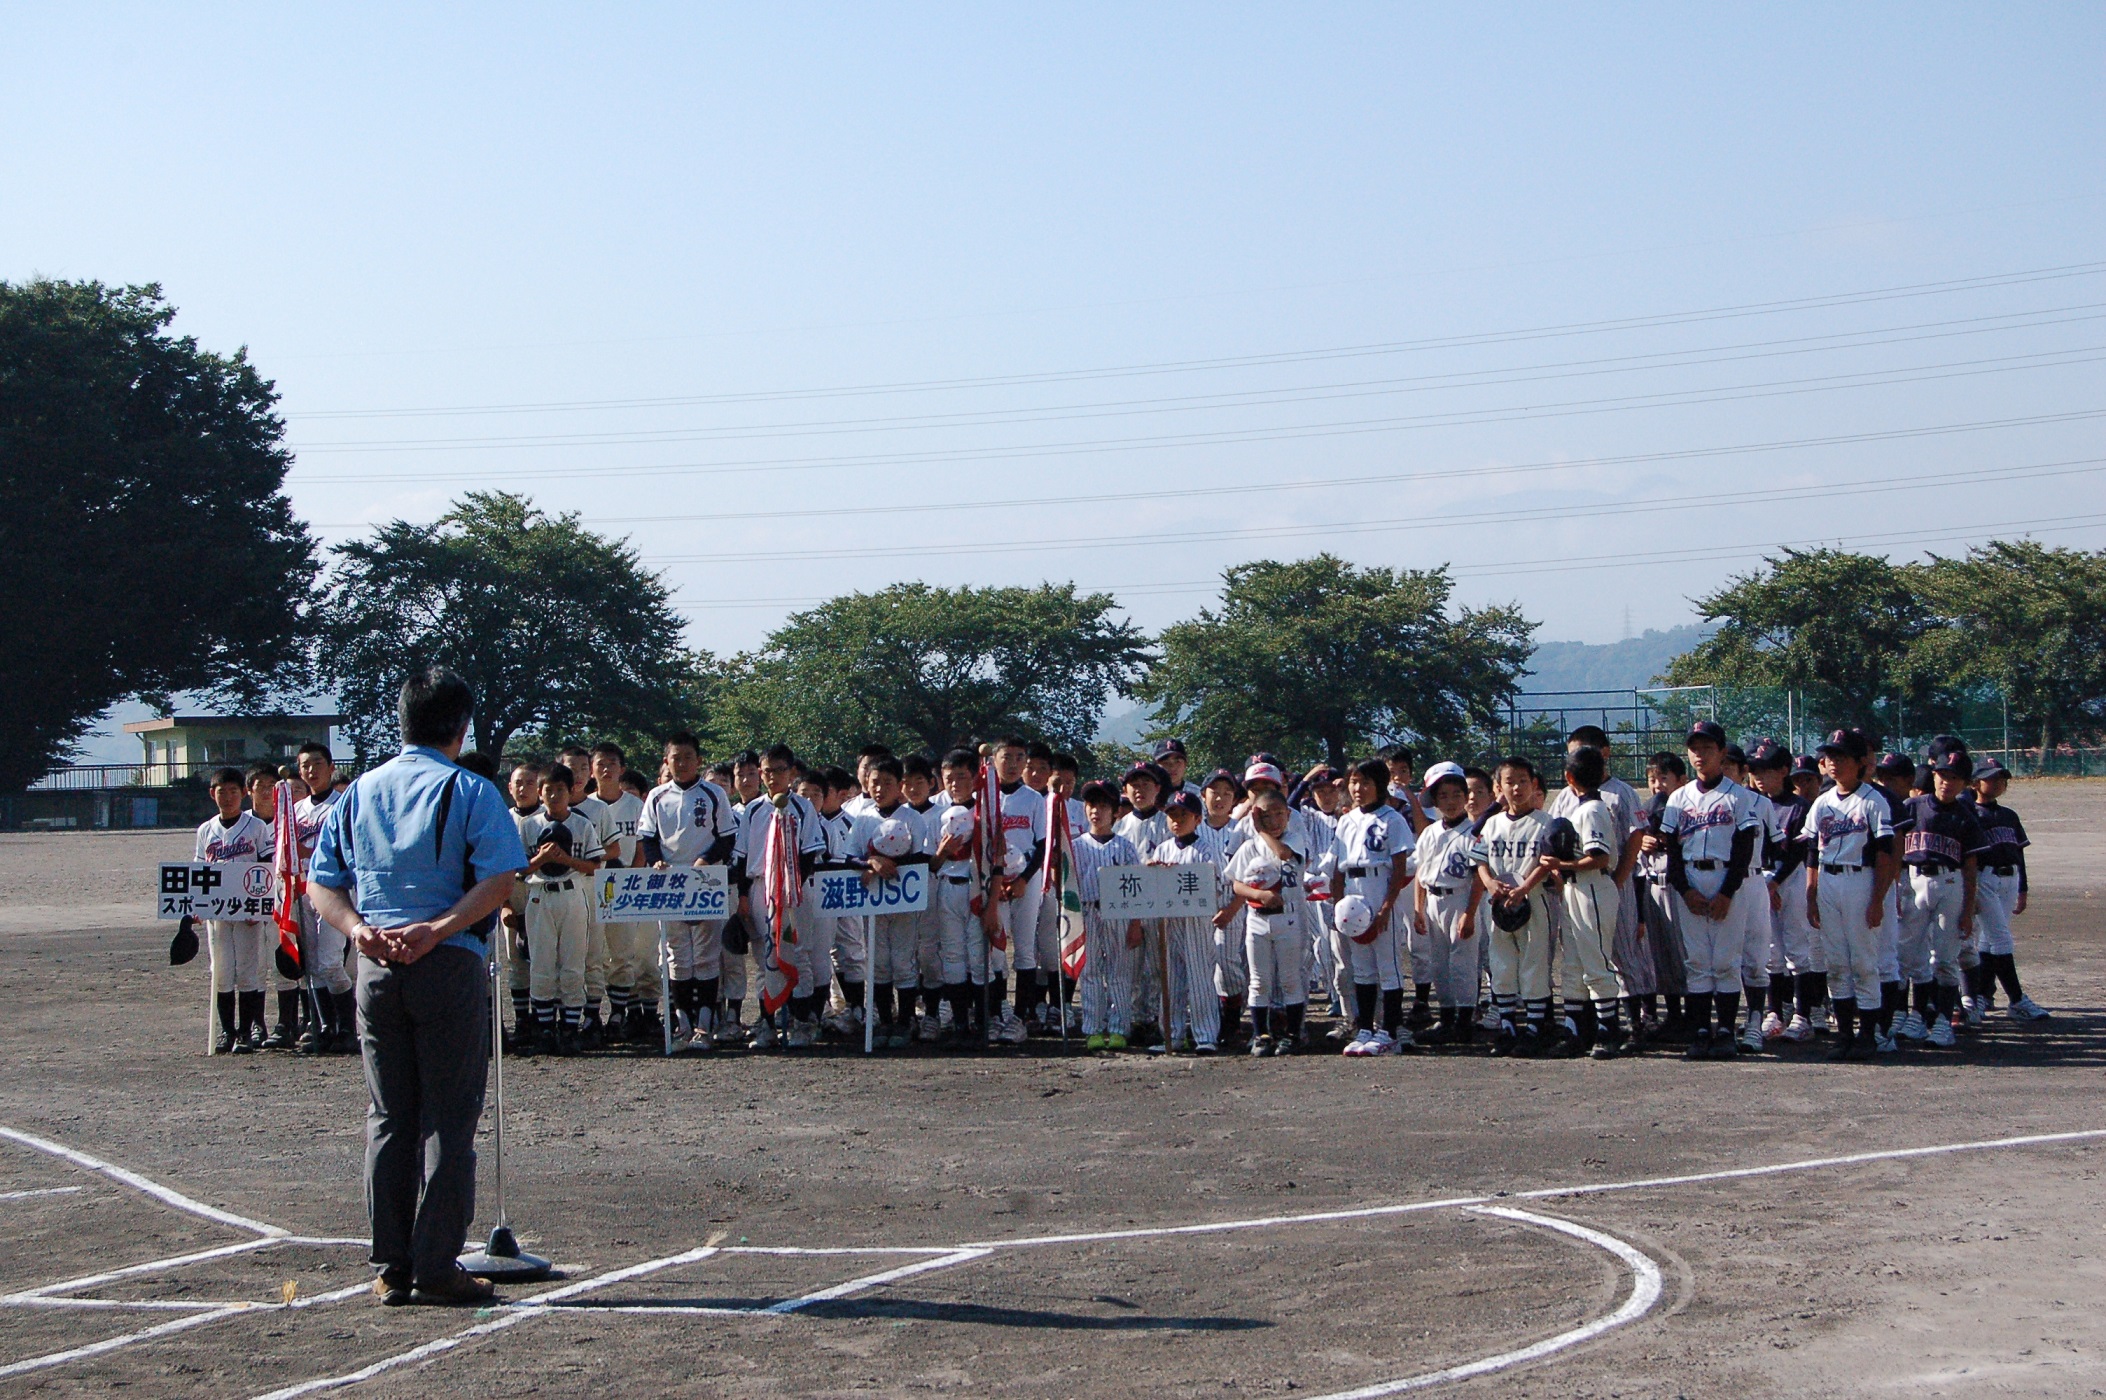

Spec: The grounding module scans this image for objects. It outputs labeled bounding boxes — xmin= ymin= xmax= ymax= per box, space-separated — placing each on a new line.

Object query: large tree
xmin=318 ymin=492 xmax=696 ymax=759
xmin=0 ymin=279 xmax=316 ymax=791
xmin=1137 ymin=555 xmax=1535 ymax=770
xmin=1912 ymin=540 xmax=2106 ymax=750
xmin=711 ymin=582 xmax=1148 ymax=762
xmin=1659 ymin=547 xmax=1931 ymax=736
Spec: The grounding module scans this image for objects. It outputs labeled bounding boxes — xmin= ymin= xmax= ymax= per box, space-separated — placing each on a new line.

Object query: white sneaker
xmin=1875 ymin=1030 xmax=1898 ymax=1054
xmin=823 ymin=1006 xmax=860 ymax=1037
xmin=1894 ymin=1011 xmax=1928 ymax=1043
xmin=786 ymin=1018 xmax=815 ymax=1049
xmin=1782 ymin=1013 xmax=1813 ymax=1043
xmin=937 ymin=1000 xmax=955 ymax=1029
xmin=996 ymin=1009 xmax=1030 ymax=1045
xmin=1963 ymin=998 xmax=1987 ymax=1028
xmin=1809 ymin=1003 xmax=1832 ymax=1033
xmin=1738 ymin=1018 xmax=1765 ymax=1054
xmin=1760 ymin=1011 xmax=1786 ymax=1040
xmin=1388 ymin=1025 xmax=1415 ymax=1053
xmin=1926 ymin=1016 xmax=1957 ymax=1048
xmin=751 ymin=1018 xmax=780 ymax=1049
xmin=1343 ymin=1029 xmax=1375 ymax=1057
xmin=1368 ymin=1029 xmax=1396 ymax=1055
xmin=2009 ymin=995 xmax=2051 ymax=1021
xmin=712 ymin=1018 xmax=745 ymax=1047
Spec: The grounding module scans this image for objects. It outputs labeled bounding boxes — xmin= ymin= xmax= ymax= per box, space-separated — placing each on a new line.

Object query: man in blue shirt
xmin=308 ymin=669 xmax=526 ymax=1306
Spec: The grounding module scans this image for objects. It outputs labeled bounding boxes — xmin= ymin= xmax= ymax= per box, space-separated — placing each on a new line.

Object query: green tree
xmin=711 ymin=583 xmax=1148 ymax=762
xmin=0 ymin=280 xmax=316 ymax=791
xmin=318 ymin=492 xmax=696 ymax=759
xmin=1913 ymin=541 xmax=2106 ymax=750
xmin=1137 ymin=555 xmax=1535 ymax=770
xmin=1660 ymin=548 xmax=1931 ymax=737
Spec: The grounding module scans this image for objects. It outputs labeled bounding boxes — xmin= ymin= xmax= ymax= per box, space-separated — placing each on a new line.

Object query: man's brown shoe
xmin=410 ymin=1265 xmax=496 ymax=1306
xmin=372 ymin=1268 xmax=411 ymax=1306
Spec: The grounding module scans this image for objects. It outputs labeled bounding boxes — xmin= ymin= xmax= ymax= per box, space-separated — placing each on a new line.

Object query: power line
xmin=291 ymin=259 xmax=2106 ymax=420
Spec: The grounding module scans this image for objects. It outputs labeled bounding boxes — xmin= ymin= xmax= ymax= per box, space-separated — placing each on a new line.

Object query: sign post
xmin=802 ymin=866 xmax=930 ymax=1056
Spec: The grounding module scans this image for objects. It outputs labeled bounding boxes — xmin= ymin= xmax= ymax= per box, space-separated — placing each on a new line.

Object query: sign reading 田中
xmin=158 ymin=862 xmax=273 ymax=921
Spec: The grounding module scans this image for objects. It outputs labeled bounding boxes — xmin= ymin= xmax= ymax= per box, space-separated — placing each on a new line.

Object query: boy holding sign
xmin=1146 ymin=792 xmax=1223 ymax=1053
xmin=197 ymin=766 xmax=272 ymax=1054
xmin=1075 ymin=782 xmax=1145 ymax=1051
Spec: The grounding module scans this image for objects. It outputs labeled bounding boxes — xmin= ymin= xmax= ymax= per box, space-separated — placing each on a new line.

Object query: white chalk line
xmin=0 ymin=1185 xmax=83 ymax=1201
xmin=1301 ymin=1205 xmax=1665 ymax=1400
xmin=0 ymin=1281 xmax=373 ymax=1382
xmin=248 ymin=1247 xmax=720 ymax=1400
xmin=762 ymin=1248 xmax=992 ymax=1314
xmin=3 ymin=1236 xmax=283 ymax=1300
xmin=0 ymin=1124 xmax=284 ymax=1238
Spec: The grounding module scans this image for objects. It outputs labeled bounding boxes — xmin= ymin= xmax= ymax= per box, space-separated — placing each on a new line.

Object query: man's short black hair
xmin=871 ymin=756 xmax=904 ymax=781
xmin=1354 ymin=758 xmax=1390 ymax=788
xmin=1051 ymin=752 xmax=1080 ymax=774
xmin=1384 ymin=745 xmax=1416 ymax=767
xmin=1567 ymin=724 xmax=1610 ymax=749
xmin=1462 ymin=765 xmax=1492 ymax=786
xmin=590 ymin=742 xmax=625 ymax=765
xmin=995 ymin=734 xmax=1031 ymax=753
xmin=399 ymin=668 xmax=474 ymax=747
xmin=620 ymin=769 xmax=650 ymax=794
xmin=1025 ymin=740 xmax=1054 ymax=762
xmin=1564 ymin=744 xmax=1607 ymax=787
xmin=456 ymin=750 xmax=500 ymax=782
xmin=822 ymin=765 xmax=856 ymax=792
xmin=941 ymin=747 xmax=980 ymax=772
xmin=708 ymin=762 xmax=734 ymax=782
xmin=245 ymin=763 xmax=279 ymax=787
xmin=1647 ymin=750 xmax=1687 ymax=778
xmin=664 ymin=730 xmax=701 ymax=753
xmin=903 ymin=753 xmax=935 ymax=781
xmin=545 ymin=762 xmax=575 ymax=791
xmin=295 ymin=740 xmax=333 ymax=763
xmin=733 ymin=749 xmax=760 ymax=767
xmin=211 ymin=766 xmax=246 ymax=788
xmin=1496 ymin=755 xmax=1538 ymax=783
xmin=763 ymin=743 xmax=798 ymax=767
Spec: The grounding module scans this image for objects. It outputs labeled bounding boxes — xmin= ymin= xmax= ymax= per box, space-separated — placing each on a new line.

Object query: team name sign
xmin=1095 ymin=863 xmax=1221 ymax=919
xmin=809 ymin=865 xmax=930 ymax=915
xmin=596 ymin=866 xmax=731 ymax=923
xmin=158 ymin=862 xmax=272 ymax=920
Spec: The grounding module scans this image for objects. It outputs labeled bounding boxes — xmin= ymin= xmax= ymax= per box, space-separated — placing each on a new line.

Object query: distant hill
xmin=1518 ymin=624 xmax=1715 ymax=695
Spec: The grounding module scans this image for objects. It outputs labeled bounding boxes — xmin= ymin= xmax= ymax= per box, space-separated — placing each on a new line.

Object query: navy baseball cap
xmin=1875 ymin=751 xmax=1915 ymax=776
xmin=1747 ymin=738 xmax=1789 ymax=769
xmin=1789 ymin=753 xmax=1820 ymax=776
xmin=1122 ymin=763 xmax=1162 ymax=789
xmin=1974 ymin=757 xmax=2010 ymax=780
xmin=1200 ymin=766 xmax=1243 ymax=794
xmin=1685 ymin=719 xmax=1728 ymax=748
xmin=1928 ymin=748 xmax=1974 ymax=778
xmin=1723 ymin=743 xmax=1748 ymax=767
xmin=1164 ymin=790 xmax=1203 ymax=818
xmin=1151 ymin=738 xmax=1187 ymax=761
xmin=1816 ymin=728 xmax=1869 ymax=761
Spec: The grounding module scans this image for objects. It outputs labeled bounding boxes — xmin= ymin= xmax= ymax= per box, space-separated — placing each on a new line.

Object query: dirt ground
xmin=2 ymin=780 xmax=2103 ymax=1398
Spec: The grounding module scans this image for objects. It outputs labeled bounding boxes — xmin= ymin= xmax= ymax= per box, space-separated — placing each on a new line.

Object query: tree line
xmin=7 ymin=279 xmax=2102 ymax=789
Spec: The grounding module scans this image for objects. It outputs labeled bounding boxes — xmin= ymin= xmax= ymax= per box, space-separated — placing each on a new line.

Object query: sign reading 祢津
xmin=1093 ymin=863 xmax=1221 ymax=920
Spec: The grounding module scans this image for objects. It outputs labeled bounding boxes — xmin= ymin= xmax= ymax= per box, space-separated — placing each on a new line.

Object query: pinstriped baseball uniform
xmin=1148 ymin=833 xmax=1224 ymax=1048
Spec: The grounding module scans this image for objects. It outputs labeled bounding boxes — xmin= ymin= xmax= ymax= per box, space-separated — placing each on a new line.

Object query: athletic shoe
xmin=1962 ymin=998 xmax=1986 ymax=1029
xmin=751 ymin=1018 xmax=780 ymax=1050
xmin=1590 ymin=1031 xmax=1623 ymax=1061
xmin=1388 ymin=1025 xmax=1416 ymax=1052
xmin=1194 ymin=1041 xmax=1218 ymax=1055
xmin=1926 ymin=1016 xmax=1958 ymax=1048
xmin=996 ymin=1010 xmax=1030 ymax=1045
xmin=1808 ymin=1003 xmax=1831 ymax=1034
xmin=1709 ymin=1031 xmax=1739 ymax=1059
xmin=1250 ymin=1035 xmax=1274 ymax=1056
xmin=262 ymin=1022 xmax=297 ymax=1051
xmin=667 ymin=1020 xmax=693 ymax=1054
xmin=1738 ymin=1018 xmax=1765 ymax=1054
xmin=1781 ymin=1013 xmax=1813 ymax=1043
xmin=1683 ymin=1029 xmax=1711 ymax=1061
xmin=2009 ymin=996 xmax=2051 ymax=1021
xmin=824 ymin=1007 xmax=861 ymax=1037
xmin=1761 ymin=1011 xmax=1786 ymax=1041
xmin=1874 ymin=1030 xmax=1898 ymax=1054
xmin=1342 ymin=1029 xmax=1375 ymax=1057
xmin=713 ymin=1019 xmax=745 ymax=1047
xmin=1326 ymin=1021 xmax=1354 ymax=1045
xmin=1825 ymin=1033 xmax=1859 ymax=1062
xmin=1367 ymin=1029 xmax=1396 ymax=1055
xmin=214 ymin=1029 xmax=240 ymax=1055
xmin=1106 ymin=1033 xmax=1129 ymax=1051
xmin=1086 ymin=1033 xmax=1109 ymax=1051
xmin=372 ymin=1267 xmax=411 ymax=1307
xmin=788 ymin=1019 xmax=817 ymax=1049
xmin=554 ymin=1025 xmax=580 ymax=1057
xmin=1271 ymin=1036 xmax=1296 ymax=1056
xmin=888 ymin=1023 xmax=912 ymax=1050
xmin=579 ymin=1015 xmax=604 ymax=1052
xmin=1894 ymin=1011 xmax=1928 ymax=1043
xmin=244 ymin=1023 xmax=266 ymax=1051
xmin=937 ymin=1001 xmax=955 ymax=1029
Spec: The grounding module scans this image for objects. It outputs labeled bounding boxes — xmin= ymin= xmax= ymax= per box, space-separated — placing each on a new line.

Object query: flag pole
xmin=460 ymin=938 xmax=550 ymax=1281
xmin=862 ymin=913 xmax=876 ymax=1055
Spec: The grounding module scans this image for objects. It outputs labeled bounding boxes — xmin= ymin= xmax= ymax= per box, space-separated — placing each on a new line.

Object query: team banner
xmin=808 ymin=865 xmax=930 ymax=916
xmin=1094 ymin=863 xmax=1222 ymax=920
xmin=158 ymin=861 xmax=272 ymax=920
xmin=596 ymin=866 xmax=731 ymax=923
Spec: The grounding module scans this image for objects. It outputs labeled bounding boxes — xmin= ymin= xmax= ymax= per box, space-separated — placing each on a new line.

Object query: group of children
xmin=192 ymin=723 xmax=2053 ymax=1065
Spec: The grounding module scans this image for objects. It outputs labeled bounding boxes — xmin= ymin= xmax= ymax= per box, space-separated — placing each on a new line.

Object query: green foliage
xmin=1912 ymin=541 xmax=2106 ymax=750
xmin=1659 ymin=548 xmax=1931 ymax=736
xmin=317 ymin=492 xmax=697 ymax=760
xmin=1136 ymin=555 xmax=1535 ymax=770
xmin=709 ymin=582 xmax=1148 ymax=764
xmin=0 ymin=279 xmax=315 ymax=791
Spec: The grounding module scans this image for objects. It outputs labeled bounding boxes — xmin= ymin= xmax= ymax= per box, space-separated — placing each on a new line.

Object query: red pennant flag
xmin=758 ymin=794 xmax=802 ymax=1015
xmin=270 ymin=780 xmax=303 ymax=972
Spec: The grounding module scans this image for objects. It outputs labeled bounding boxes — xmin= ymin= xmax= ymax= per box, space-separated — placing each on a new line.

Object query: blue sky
xmin=6 ymin=5 xmax=2103 ymax=754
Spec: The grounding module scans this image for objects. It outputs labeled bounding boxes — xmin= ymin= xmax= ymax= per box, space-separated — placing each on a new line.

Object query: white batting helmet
xmin=1002 ymin=844 xmax=1028 ymax=877
xmin=939 ymin=804 xmax=976 ymax=844
xmin=1334 ymin=893 xmax=1375 ymax=941
xmin=871 ymin=818 xmax=915 ymax=859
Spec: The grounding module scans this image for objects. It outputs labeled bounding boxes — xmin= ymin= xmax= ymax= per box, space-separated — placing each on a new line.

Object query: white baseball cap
xmin=1421 ymin=761 xmax=1467 ymax=792
xmin=1243 ymin=761 xmax=1285 ymax=788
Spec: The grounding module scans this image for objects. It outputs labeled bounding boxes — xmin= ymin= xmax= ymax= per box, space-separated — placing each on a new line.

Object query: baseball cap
xmin=1875 ymin=751 xmax=1915 ymax=776
xmin=1421 ymin=760 xmax=1467 ymax=792
xmin=1150 ymin=738 xmax=1187 ymax=761
xmin=1723 ymin=743 xmax=1748 ymax=767
xmin=1200 ymin=766 xmax=1244 ymax=795
xmin=1164 ymin=790 xmax=1203 ymax=818
xmin=1243 ymin=760 xmax=1286 ymax=788
xmin=1815 ymin=728 xmax=1870 ymax=761
xmin=1747 ymin=738 xmax=1789 ymax=769
xmin=1928 ymin=748 xmax=1975 ymax=778
xmin=1304 ymin=765 xmax=1339 ymax=786
xmin=1789 ymin=753 xmax=1820 ymax=776
xmin=1685 ymin=719 xmax=1728 ymax=748
xmin=1121 ymin=763 xmax=1163 ymax=789
xmin=1973 ymin=757 xmax=2010 ymax=781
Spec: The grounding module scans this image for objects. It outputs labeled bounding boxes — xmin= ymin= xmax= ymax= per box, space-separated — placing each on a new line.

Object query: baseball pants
xmin=1031 ymin=886 xmax=1062 ymax=982
xmin=1310 ymin=898 xmax=1339 ymax=999
xmin=1560 ymin=875 xmax=1622 ymax=1005
xmin=1244 ymin=919 xmax=1308 ymax=1009
xmin=1675 ymin=870 xmax=1740 ymax=996
xmin=604 ymin=917 xmax=661 ymax=1005
xmin=1637 ymin=876 xmax=1688 ymax=996
xmin=1079 ymin=910 xmax=1137 ymax=1036
xmin=1213 ymin=906 xmax=1250 ymax=997
xmin=794 ymin=905 xmax=838 ymax=1004
xmin=525 ymin=883 xmax=589 ymax=1008
xmin=937 ymin=878 xmax=994 ymax=986
xmin=1814 ymin=868 xmax=1883 ymax=1010
xmin=1487 ymin=895 xmax=1551 ymax=1006
xmin=1768 ymin=872 xmax=1820 ymax=976
xmin=662 ymin=919 xmax=724 ymax=981
xmin=1878 ymin=884 xmax=1902 ymax=985
xmin=207 ymin=919 xmax=267 ymax=994
xmin=1419 ymin=883 xmax=1478 ymax=1009
xmin=1974 ymin=869 xmax=2021 ymax=956
xmin=828 ymin=912 xmax=866 ymax=991
xmin=299 ymin=897 xmax=354 ymax=997
xmin=872 ymin=909 xmax=921 ymax=989
xmin=1340 ymin=870 xmax=1406 ymax=991
xmin=719 ymin=929 xmax=746 ymax=1003
xmin=1900 ymin=866 xmax=1970 ymax=987
xmin=582 ymin=896 xmax=607 ymax=1013
xmin=1003 ymin=883 xmax=1046 ymax=975
xmin=1161 ymin=916 xmax=1221 ymax=1047
xmin=1127 ymin=919 xmax=1163 ymax=1023
xmin=911 ymin=906 xmax=945 ymax=996
xmin=1734 ymin=881 xmax=1773 ymax=994
xmin=1608 ymin=876 xmax=1655 ymax=996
